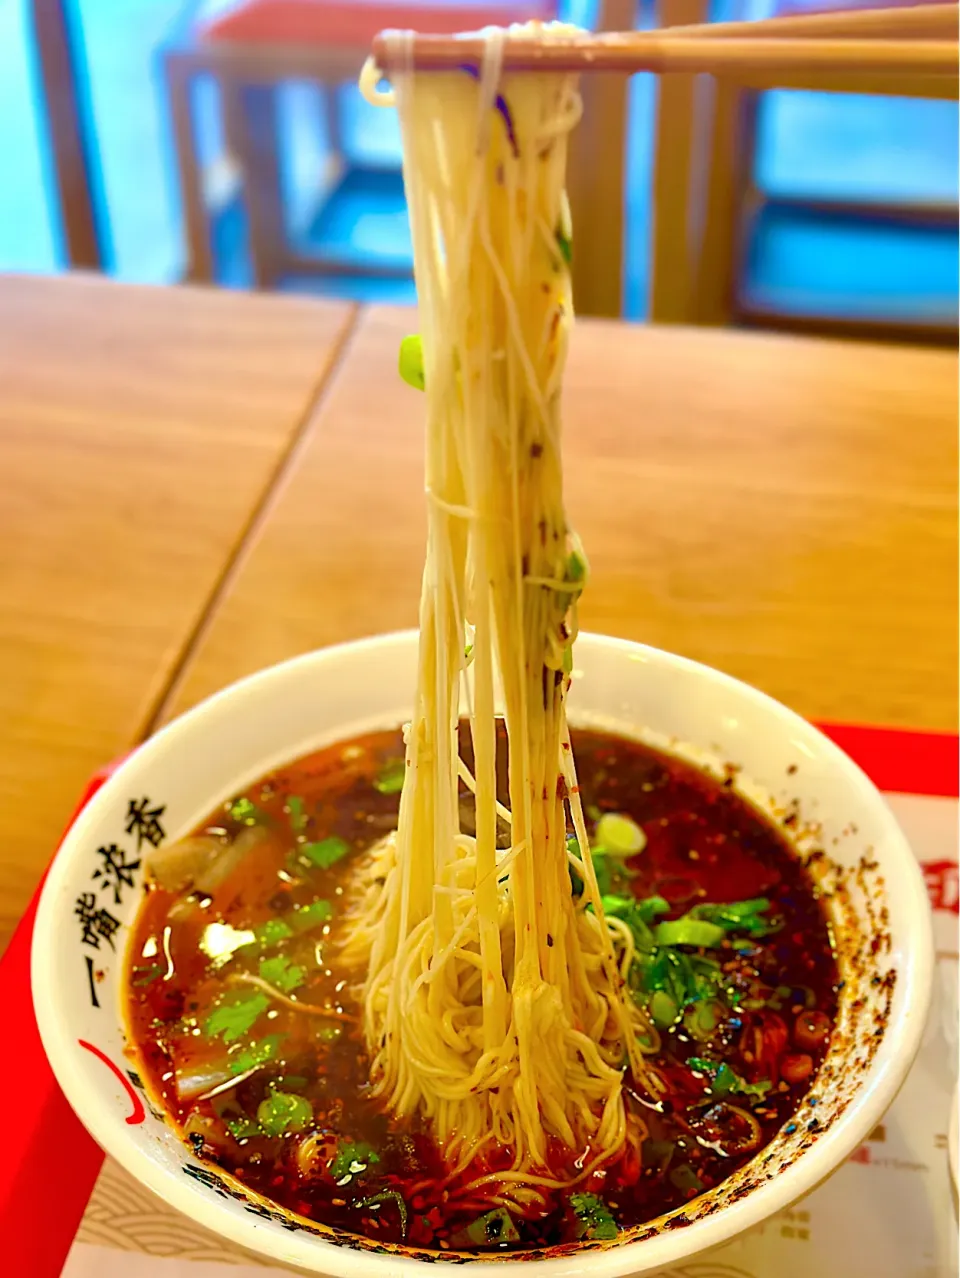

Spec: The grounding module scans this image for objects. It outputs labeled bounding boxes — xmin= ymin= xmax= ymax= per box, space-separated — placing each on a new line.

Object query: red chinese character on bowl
xmin=922 ymin=860 xmax=959 ymax=914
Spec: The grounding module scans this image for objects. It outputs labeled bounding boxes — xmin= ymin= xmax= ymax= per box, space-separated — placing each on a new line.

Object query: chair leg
xmin=163 ymin=51 xmax=214 ymax=283
xmin=566 ymin=0 xmax=637 ymax=318
xmin=649 ymin=0 xmax=711 ymax=324
xmin=223 ymin=79 xmax=287 ymax=290
xmin=567 ymin=69 xmax=629 ymax=317
xmin=31 ymin=0 xmax=105 ymax=269
xmin=693 ymin=81 xmax=758 ymax=326
xmin=326 ymin=82 xmax=344 ymax=161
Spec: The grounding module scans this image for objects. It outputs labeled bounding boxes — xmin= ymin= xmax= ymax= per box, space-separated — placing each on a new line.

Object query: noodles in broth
xmin=349 ymin=25 xmax=659 ymax=1197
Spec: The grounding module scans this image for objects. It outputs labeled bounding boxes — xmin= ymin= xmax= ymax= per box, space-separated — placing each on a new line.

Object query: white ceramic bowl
xmin=32 ymin=632 xmax=933 ymax=1277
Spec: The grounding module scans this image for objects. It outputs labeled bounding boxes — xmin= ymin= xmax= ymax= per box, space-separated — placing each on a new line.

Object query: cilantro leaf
xmin=259 ymin=954 xmax=305 ymax=992
xmin=300 ymin=837 xmax=350 ymax=870
xmin=206 ymin=992 xmax=269 ymax=1043
xmin=290 ymin=899 xmax=333 ymax=929
xmin=686 ymin=1056 xmax=772 ymax=1098
xmin=228 ymin=1034 xmax=283 ymax=1075
xmin=256 ymin=900 xmax=332 ymax=948
xmin=569 ymin=1192 xmax=618 ymax=1241
xmin=255 ymin=917 xmax=294 ymax=946
xmin=330 ymin=1139 xmax=380 ymax=1183
xmin=256 ymin=1089 xmax=312 ymax=1136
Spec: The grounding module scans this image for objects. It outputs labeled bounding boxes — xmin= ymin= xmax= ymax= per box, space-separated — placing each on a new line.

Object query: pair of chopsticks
xmin=371 ymin=2 xmax=959 ymax=79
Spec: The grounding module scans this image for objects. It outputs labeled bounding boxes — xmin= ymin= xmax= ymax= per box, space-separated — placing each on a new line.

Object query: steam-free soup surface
xmin=126 ymin=727 xmax=837 ymax=1251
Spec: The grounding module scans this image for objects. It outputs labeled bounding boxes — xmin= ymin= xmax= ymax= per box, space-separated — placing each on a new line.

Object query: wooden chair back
xmin=30 ymin=0 xmax=106 ymax=269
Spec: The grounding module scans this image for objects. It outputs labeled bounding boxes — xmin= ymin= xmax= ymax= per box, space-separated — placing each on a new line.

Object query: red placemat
xmin=3 ymin=725 xmax=957 ymax=1277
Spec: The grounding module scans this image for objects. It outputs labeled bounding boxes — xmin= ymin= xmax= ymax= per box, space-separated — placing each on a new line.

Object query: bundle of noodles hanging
xmin=346 ymin=24 xmax=660 ymax=1199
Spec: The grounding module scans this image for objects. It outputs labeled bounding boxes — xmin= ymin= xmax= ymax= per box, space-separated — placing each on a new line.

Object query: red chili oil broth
xmin=125 ymin=727 xmax=838 ymax=1252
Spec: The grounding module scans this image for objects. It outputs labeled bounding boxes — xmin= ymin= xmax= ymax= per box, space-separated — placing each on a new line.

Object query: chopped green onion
xmin=256 ymin=1089 xmax=312 ymax=1136
xmin=398 ymin=335 xmax=425 ymax=390
xmin=374 ymin=761 xmax=405 ymax=795
xmin=636 ymin=1024 xmax=660 ymax=1053
xmin=569 ymin=837 xmax=613 ymax=896
xmin=650 ymin=989 xmax=679 ymax=1029
xmin=566 ymin=549 xmax=587 ymax=585
xmin=689 ymin=897 xmax=779 ymax=937
xmin=458 ymin=1207 xmax=521 ymax=1247
xmin=638 ymin=894 xmax=671 ymax=923
xmin=228 ymin=796 xmax=263 ymax=826
xmin=226 ymin=1115 xmax=262 ymax=1140
xmin=653 ymin=918 xmax=726 ymax=948
xmin=330 ymin=1139 xmax=380 ymax=1183
xmin=603 ymin=893 xmax=669 ymax=928
xmin=286 ymin=796 xmax=307 ymax=832
xmin=595 ymin=812 xmax=646 ymax=856
xmin=555 ymin=224 xmax=573 ymax=267
xmin=684 ymin=999 xmax=723 ymax=1040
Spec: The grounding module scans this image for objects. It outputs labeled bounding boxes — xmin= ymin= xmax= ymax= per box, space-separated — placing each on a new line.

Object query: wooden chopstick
xmin=658 ymin=2 xmax=958 ymax=43
xmin=370 ymin=30 xmax=958 ymax=78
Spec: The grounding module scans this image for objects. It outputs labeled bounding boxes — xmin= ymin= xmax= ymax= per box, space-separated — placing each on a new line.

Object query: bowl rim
xmin=32 ymin=630 xmax=935 ymax=1277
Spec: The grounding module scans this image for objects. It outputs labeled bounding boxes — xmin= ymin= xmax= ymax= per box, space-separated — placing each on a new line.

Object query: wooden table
xmin=166 ymin=305 xmax=958 ymax=733
xmin=2 ymin=286 xmax=956 ymax=953
xmin=0 ymin=274 xmax=356 ymax=951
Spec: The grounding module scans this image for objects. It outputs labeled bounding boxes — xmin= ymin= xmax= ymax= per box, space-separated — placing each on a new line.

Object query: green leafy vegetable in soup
xmin=570 ymin=1193 xmax=618 ymax=1241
